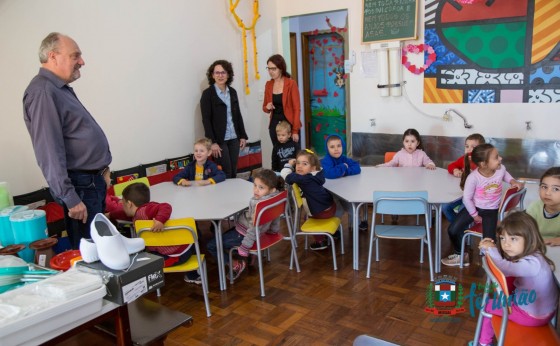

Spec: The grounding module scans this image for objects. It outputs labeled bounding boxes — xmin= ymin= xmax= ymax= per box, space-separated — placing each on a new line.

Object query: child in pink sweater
xmin=377 ymin=128 xmax=436 ymax=169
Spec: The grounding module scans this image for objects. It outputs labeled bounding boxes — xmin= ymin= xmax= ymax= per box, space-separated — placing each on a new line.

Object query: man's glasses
xmin=266 ymin=67 xmax=278 ymax=71
xmin=213 ymin=71 xmax=227 ymax=76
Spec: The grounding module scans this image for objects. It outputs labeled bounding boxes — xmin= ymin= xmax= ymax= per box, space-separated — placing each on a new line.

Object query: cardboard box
xmin=77 ymin=252 xmax=164 ymax=305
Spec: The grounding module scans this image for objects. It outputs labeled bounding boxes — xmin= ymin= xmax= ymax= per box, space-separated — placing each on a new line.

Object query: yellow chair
xmin=228 ymin=190 xmax=299 ymax=297
xmin=471 ymin=255 xmax=560 ymax=346
xmin=290 ymin=184 xmax=343 ymax=270
xmin=135 ymin=218 xmax=211 ymax=317
xmin=113 ymin=177 xmax=150 ymax=197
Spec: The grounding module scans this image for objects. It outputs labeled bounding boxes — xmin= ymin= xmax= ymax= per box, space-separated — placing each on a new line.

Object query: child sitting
xmin=526 ymin=167 xmax=560 ymax=245
xmin=282 ymin=149 xmax=337 ymax=250
xmin=206 ymin=169 xmax=284 ymax=280
xmin=477 ymin=212 xmax=558 ymax=346
xmin=320 ymin=134 xmax=365 ymax=230
xmin=173 ymin=138 xmax=226 ymax=186
xmin=122 ymin=182 xmax=200 ymax=284
xmin=377 ymin=128 xmax=436 ymax=169
xmin=443 ymin=133 xmax=485 ymax=223
xmin=271 ymin=121 xmax=297 ymax=172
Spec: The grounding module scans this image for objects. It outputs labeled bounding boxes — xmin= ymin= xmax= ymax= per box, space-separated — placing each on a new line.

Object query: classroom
xmin=0 ymin=0 xmax=559 ymax=345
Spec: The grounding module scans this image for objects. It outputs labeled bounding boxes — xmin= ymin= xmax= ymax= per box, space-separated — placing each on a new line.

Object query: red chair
xmin=146 ymin=169 xmax=182 ymax=186
xmin=472 ymin=255 xmax=560 ymax=346
xmin=384 ymin=151 xmax=396 ymax=163
xmin=228 ymin=190 xmax=300 ymax=297
xmin=460 ymin=186 xmax=526 ymax=268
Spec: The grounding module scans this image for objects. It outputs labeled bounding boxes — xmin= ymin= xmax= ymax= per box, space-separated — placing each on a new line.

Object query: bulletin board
xmin=362 ymin=0 xmax=418 ymax=43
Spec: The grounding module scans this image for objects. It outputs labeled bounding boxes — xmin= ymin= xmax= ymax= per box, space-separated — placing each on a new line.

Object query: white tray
xmin=0 ymin=285 xmax=106 ymax=346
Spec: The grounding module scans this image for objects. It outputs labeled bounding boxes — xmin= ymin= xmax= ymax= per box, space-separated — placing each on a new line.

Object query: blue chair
xmin=366 ymin=191 xmax=433 ymax=281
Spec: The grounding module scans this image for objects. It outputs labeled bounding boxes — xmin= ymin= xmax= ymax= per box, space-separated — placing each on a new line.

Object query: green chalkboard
xmin=362 ymin=0 xmax=418 ymax=43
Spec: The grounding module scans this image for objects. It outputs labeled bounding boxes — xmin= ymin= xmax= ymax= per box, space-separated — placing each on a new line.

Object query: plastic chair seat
xmin=375 ymin=224 xmax=426 ymax=239
xmin=161 ymin=254 xmax=205 ymax=273
xmin=491 ymin=316 xmax=560 ymax=346
xmin=300 ymin=217 xmax=341 ymax=234
xmin=249 ymin=233 xmax=284 ymax=252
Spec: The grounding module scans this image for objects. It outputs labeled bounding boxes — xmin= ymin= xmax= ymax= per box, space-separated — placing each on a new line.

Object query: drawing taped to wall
xmin=423 ymin=0 xmax=560 ymax=103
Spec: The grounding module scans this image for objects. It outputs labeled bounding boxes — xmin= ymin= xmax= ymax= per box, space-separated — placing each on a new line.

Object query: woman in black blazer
xmin=200 ymin=60 xmax=248 ymax=178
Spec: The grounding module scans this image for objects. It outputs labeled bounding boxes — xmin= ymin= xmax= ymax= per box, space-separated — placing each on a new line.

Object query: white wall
xmin=0 ymin=0 xmax=278 ymax=195
xmin=276 ymin=1 xmax=560 ymax=139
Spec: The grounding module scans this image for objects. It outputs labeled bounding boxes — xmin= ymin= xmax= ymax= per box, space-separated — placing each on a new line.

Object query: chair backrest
xmin=483 ymin=255 xmax=512 ymax=313
xmin=498 ymin=186 xmax=526 ymax=220
xmin=384 ymin=152 xmax=397 ymax=163
xmin=373 ymin=191 xmax=429 ymax=216
xmin=135 ymin=217 xmax=197 ymax=247
xmin=113 ymin=177 xmax=150 ymax=197
xmin=290 ymin=183 xmax=304 ymax=209
xmin=253 ymin=190 xmax=288 ymax=227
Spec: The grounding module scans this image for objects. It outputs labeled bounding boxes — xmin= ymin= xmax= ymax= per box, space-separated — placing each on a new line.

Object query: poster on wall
xmin=423 ymin=0 xmax=560 ymax=103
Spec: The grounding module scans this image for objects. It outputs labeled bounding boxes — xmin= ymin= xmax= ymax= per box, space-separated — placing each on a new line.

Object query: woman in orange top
xmin=262 ymin=54 xmax=302 ymax=150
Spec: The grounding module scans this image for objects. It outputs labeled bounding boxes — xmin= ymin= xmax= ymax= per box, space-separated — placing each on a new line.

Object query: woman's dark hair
xmin=206 ymin=60 xmax=234 ymax=86
xmin=460 ymin=133 xmax=486 ymax=190
xmin=540 ymin=166 xmax=560 ymax=183
xmin=253 ymin=169 xmax=285 ymax=191
xmin=402 ymin=128 xmax=424 ymax=151
xmin=267 ymin=54 xmax=291 ymax=78
xmin=496 ymin=211 xmax=554 ymax=270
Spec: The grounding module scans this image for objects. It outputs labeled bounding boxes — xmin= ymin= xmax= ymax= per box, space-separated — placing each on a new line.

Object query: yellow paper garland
xmin=229 ymin=0 xmax=260 ymax=94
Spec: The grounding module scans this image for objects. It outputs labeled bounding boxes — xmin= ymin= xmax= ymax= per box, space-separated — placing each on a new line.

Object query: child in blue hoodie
xmin=320 ymin=134 xmax=366 ymax=230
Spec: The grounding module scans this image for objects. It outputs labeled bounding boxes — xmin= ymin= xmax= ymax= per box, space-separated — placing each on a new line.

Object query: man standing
xmin=23 ymin=32 xmax=111 ymax=249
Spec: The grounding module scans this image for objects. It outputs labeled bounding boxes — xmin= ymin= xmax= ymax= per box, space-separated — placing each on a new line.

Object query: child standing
xmin=320 ymin=134 xmax=366 ymax=230
xmin=443 ymin=133 xmax=486 ymax=223
xmin=122 ymin=182 xmax=200 ymax=284
xmin=173 ymin=138 xmax=226 ymax=186
xmin=476 ymin=212 xmax=558 ymax=346
xmin=271 ymin=121 xmax=297 ymax=172
xmin=526 ymin=167 xmax=560 ymax=245
xmin=442 ymin=143 xmax=524 ymax=267
xmin=282 ymin=149 xmax=337 ymax=250
xmin=206 ymin=169 xmax=284 ymax=281
xmin=377 ymin=128 xmax=436 ymax=169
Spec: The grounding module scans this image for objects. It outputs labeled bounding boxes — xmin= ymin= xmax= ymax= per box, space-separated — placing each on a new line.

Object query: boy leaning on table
xmin=320 ymin=134 xmax=367 ymax=230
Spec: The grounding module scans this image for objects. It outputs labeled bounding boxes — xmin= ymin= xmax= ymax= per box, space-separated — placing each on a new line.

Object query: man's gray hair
xmin=38 ymin=32 xmax=62 ymax=63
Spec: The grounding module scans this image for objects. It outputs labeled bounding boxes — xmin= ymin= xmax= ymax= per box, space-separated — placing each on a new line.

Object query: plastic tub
xmin=9 ymin=210 xmax=48 ymax=263
xmin=50 ymin=250 xmax=82 ymax=271
xmin=0 ymin=206 xmax=28 ymax=247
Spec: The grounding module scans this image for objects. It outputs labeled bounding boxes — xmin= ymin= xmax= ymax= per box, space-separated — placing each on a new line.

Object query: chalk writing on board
xmin=362 ymin=0 xmax=417 ymax=43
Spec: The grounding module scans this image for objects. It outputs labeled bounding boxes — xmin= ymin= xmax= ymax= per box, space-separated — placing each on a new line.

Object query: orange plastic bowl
xmin=50 ymin=250 xmax=81 ymax=271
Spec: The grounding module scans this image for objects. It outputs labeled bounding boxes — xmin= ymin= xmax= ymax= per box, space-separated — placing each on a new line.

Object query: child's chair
xmin=290 ymin=184 xmax=344 ymax=270
xmin=459 ymin=186 xmax=526 ymax=268
xmin=472 ymin=255 xmax=560 ymax=346
xmin=113 ymin=177 xmax=150 ymax=197
xmin=228 ymin=190 xmax=300 ymax=297
xmin=384 ymin=152 xmax=396 ymax=163
xmin=366 ymin=191 xmax=434 ymax=281
xmin=135 ymin=218 xmax=211 ymax=317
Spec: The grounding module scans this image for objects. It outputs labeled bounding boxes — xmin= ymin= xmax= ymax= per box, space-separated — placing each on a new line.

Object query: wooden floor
xmin=59 ymin=214 xmax=489 ymax=345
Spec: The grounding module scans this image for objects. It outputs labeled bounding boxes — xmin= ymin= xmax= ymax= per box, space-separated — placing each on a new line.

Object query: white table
xmin=324 ymin=167 xmax=463 ymax=273
xmin=150 ymin=179 xmax=253 ymax=290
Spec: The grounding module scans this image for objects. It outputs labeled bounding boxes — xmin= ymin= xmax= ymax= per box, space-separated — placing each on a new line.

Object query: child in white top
xmin=476 ymin=211 xmax=558 ymax=346
xmin=377 ymin=128 xmax=436 ymax=169
xmin=526 ymin=167 xmax=560 ymax=245
xmin=442 ymin=143 xmax=524 ymax=267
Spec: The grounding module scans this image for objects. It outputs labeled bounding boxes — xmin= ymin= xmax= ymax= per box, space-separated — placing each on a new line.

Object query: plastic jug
xmin=10 ymin=210 xmax=48 ymax=263
xmin=0 ymin=206 xmax=29 ymax=247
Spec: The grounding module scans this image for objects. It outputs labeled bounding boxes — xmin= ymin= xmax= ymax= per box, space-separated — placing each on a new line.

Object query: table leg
xmin=434 ymin=204 xmax=442 ymax=273
xmin=114 ymin=304 xmax=131 ymax=346
xmin=352 ymin=202 xmax=367 ymax=271
xmin=211 ymin=220 xmax=226 ymax=291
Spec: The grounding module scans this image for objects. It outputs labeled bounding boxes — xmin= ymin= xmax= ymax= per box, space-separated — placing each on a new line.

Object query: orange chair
xmin=459 ymin=186 xmax=526 ymax=268
xmin=228 ymin=190 xmax=300 ymax=297
xmin=472 ymin=255 xmax=560 ymax=346
xmin=384 ymin=151 xmax=396 ymax=163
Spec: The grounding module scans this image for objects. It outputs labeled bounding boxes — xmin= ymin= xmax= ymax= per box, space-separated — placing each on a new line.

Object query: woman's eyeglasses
xmin=213 ymin=71 xmax=227 ymax=76
xmin=266 ymin=67 xmax=278 ymax=71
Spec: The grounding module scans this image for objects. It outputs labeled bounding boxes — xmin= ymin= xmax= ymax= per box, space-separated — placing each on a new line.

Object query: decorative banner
xmin=229 ymin=0 xmax=261 ymax=94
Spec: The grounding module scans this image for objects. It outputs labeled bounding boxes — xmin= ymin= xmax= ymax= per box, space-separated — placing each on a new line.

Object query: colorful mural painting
xmin=423 ymin=0 xmax=560 ymax=103
xmin=308 ymin=32 xmax=347 ymax=156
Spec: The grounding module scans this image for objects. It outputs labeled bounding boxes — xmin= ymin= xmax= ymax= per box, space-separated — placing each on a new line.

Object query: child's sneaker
xmin=231 ymin=260 xmax=246 ymax=281
xmin=441 ymin=253 xmax=469 ymax=267
xmin=184 ymin=275 xmax=202 ymax=285
xmin=310 ymin=239 xmax=328 ymax=251
xmin=359 ymin=221 xmax=368 ymax=231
